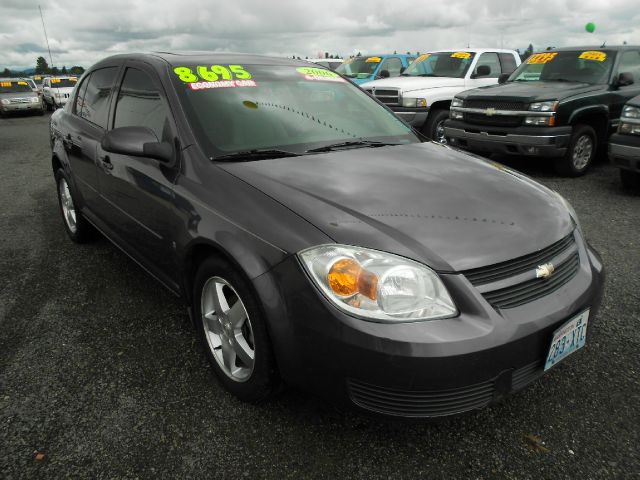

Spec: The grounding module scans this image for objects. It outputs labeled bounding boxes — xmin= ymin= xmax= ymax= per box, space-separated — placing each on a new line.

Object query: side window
xmin=43 ymin=79 xmax=49 ymax=88
xmin=475 ymin=52 xmax=501 ymax=78
xmin=80 ymin=67 xmax=118 ymax=129
xmin=380 ymin=57 xmax=403 ymax=76
xmin=73 ymin=74 xmax=91 ymax=116
xmin=498 ymin=53 xmax=518 ymax=75
xmin=617 ymin=50 xmax=640 ymax=84
xmin=113 ymin=67 xmax=170 ymax=142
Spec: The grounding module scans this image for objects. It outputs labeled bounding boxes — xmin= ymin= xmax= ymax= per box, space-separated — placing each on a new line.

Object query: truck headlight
xmin=30 ymin=97 xmax=40 ymax=103
xmin=529 ymin=101 xmax=558 ymax=112
xmin=402 ymin=97 xmax=428 ymax=108
xmin=619 ymin=105 xmax=640 ymax=135
xmin=0 ymin=99 xmax=9 ymax=105
xmin=451 ymin=97 xmax=463 ymax=108
xmin=450 ymin=111 xmax=464 ymax=120
xmin=298 ymin=245 xmax=457 ymax=323
xmin=524 ymin=116 xmax=555 ymax=126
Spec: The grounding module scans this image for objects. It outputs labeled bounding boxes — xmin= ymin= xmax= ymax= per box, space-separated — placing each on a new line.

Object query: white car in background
xmin=362 ymin=49 xmax=521 ymax=142
xmin=42 ymin=76 xmax=78 ymax=110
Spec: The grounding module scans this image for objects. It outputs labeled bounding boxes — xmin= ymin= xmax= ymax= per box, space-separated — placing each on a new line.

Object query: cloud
xmin=1 ymin=0 xmax=639 ymax=70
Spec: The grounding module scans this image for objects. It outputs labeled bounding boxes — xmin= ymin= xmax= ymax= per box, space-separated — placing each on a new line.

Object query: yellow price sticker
xmin=415 ymin=54 xmax=431 ymax=62
xmin=51 ymin=78 xmax=61 ymax=83
xmin=451 ymin=52 xmax=471 ymax=59
xmin=69 ymin=77 xmax=77 ymax=81
xmin=365 ymin=57 xmax=381 ymax=63
xmin=34 ymin=75 xmax=41 ymax=80
xmin=18 ymin=81 xmax=28 ymax=85
xmin=1 ymin=81 xmax=11 ymax=87
xmin=527 ymin=53 xmax=558 ymax=64
xmin=579 ymin=51 xmax=607 ymax=62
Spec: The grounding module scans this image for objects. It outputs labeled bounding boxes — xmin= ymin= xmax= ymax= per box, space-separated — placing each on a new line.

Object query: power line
xmin=39 ymin=5 xmax=54 ymax=68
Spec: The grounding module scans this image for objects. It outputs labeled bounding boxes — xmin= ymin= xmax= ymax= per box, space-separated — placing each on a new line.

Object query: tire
xmin=54 ymin=168 xmax=98 ymax=243
xmin=421 ymin=109 xmax=450 ymax=144
xmin=620 ymin=169 xmax=640 ymax=189
xmin=554 ymin=124 xmax=597 ymax=177
xmin=193 ymin=256 xmax=280 ymax=402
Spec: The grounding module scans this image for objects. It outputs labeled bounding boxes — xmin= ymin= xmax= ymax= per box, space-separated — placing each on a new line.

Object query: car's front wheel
xmin=422 ymin=109 xmax=449 ymax=144
xmin=54 ymin=168 xmax=98 ymax=243
xmin=555 ymin=124 xmax=597 ymax=177
xmin=193 ymin=256 xmax=280 ymax=402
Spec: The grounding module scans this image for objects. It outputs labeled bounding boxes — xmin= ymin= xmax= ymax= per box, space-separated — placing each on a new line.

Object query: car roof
xmin=0 ymin=77 xmax=33 ymax=82
xmin=428 ymin=48 xmax=517 ymax=54
xmin=539 ymin=45 xmax=640 ymax=52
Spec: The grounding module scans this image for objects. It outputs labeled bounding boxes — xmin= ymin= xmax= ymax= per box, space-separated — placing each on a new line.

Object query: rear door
xmin=95 ymin=61 xmax=180 ymax=288
xmin=63 ymin=66 xmax=120 ymax=210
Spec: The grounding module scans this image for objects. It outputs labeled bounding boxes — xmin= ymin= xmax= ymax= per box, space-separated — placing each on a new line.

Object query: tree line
xmin=1 ymin=56 xmax=85 ymax=78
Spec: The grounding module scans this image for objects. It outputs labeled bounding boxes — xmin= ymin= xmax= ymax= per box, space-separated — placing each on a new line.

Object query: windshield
xmin=402 ymin=52 xmax=475 ymax=78
xmin=335 ymin=57 xmax=382 ymax=79
xmin=0 ymin=80 xmax=33 ymax=93
xmin=50 ymin=78 xmax=77 ymax=88
xmin=510 ymin=50 xmax=616 ymax=84
xmin=170 ymin=64 xmax=419 ymax=158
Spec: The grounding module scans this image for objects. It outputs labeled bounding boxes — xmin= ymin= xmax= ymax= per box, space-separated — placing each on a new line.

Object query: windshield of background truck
xmin=510 ymin=50 xmax=616 ymax=84
xmin=171 ymin=64 xmax=418 ymax=157
xmin=50 ymin=78 xmax=77 ymax=88
xmin=0 ymin=81 xmax=33 ymax=93
xmin=402 ymin=52 xmax=475 ymax=78
xmin=335 ymin=57 xmax=381 ymax=79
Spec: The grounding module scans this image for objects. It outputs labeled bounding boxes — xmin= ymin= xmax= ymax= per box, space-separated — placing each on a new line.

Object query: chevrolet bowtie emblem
xmin=536 ymin=263 xmax=555 ymax=279
xmin=485 ymin=108 xmax=497 ymax=116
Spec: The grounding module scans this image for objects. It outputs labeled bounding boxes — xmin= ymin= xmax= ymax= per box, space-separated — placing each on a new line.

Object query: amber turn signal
xmin=327 ymin=258 xmax=378 ymax=300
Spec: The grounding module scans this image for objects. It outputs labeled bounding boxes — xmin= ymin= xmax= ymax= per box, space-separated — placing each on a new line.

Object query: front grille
xmin=366 ymin=88 xmax=400 ymax=106
xmin=481 ymin=252 xmax=580 ymax=309
xmin=348 ymin=378 xmax=494 ymax=417
xmin=9 ymin=98 xmax=31 ymax=104
xmin=463 ymin=99 xmax=527 ymax=111
xmin=464 ymin=234 xmax=575 ymax=285
xmin=464 ymin=112 xmax=522 ymax=127
xmin=348 ymin=360 xmax=545 ymax=417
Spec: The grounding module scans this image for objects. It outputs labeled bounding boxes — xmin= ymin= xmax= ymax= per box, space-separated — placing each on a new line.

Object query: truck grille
xmin=463 ymin=233 xmax=580 ymax=309
xmin=463 ymin=100 xmax=527 ymax=111
xmin=365 ymin=88 xmax=400 ymax=106
xmin=464 ymin=112 xmax=522 ymax=127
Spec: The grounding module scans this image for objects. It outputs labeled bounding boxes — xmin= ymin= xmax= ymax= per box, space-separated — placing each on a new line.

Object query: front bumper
xmin=389 ymin=106 xmax=430 ymax=127
xmin=609 ymin=133 xmax=640 ymax=172
xmin=1 ymin=102 xmax=43 ymax=113
xmin=254 ymin=235 xmax=605 ymax=418
xmin=444 ymin=120 xmax=572 ymax=158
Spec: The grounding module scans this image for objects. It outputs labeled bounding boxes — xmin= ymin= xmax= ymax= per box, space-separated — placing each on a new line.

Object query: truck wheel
xmin=193 ymin=256 xmax=280 ymax=402
xmin=620 ymin=169 xmax=640 ymax=189
xmin=422 ymin=109 xmax=450 ymax=144
xmin=554 ymin=124 xmax=596 ymax=177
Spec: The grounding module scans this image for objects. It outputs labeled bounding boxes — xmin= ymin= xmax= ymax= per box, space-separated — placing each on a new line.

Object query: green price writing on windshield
xmin=173 ymin=65 xmax=252 ymax=83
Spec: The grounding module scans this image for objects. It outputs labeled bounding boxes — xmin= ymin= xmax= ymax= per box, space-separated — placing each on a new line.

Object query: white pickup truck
xmin=42 ymin=76 xmax=78 ymax=110
xmin=362 ymin=49 xmax=521 ymax=142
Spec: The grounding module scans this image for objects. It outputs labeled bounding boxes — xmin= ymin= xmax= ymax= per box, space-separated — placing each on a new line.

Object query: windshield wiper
xmin=214 ymin=149 xmax=301 ymax=162
xmin=306 ymin=140 xmax=402 ymax=153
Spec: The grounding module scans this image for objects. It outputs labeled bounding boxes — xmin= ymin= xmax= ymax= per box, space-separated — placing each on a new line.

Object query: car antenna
xmin=600 ymin=41 xmax=606 ymax=48
xmin=38 ymin=5 xmax=54 ymax=69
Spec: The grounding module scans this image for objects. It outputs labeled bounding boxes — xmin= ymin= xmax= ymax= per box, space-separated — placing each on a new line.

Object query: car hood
xmin=362 ymin=76 xmax=465 ymax=93
xmin=220 ymin=143 xmax=574 ymax=272
xmin=459 ymin=81 xmax=603 ymax=102
xmin=0 ymin=92 xmax=39 ymax=100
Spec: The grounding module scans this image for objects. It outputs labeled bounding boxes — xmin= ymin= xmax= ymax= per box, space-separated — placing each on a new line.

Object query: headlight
xmin=621 ymin=105 xmax=640 ymax=119
xmin=450 ymin=111 xmax=464 ymax=120
xmin=0 ymin=99 xmax=9 ymax=105
xmin=298 ymin=245 xmax=457 ymax=322
xmin=529 ymin=101 xmax=558 ymax=112
xmin=555 ymin=192 xmax=581 ymax=231
xmin=619 ymin=122 xmax=640 ymax=135
xmin=401 ymin=97 xmax=427 ymax=108
xmin=30 ymin=97 xmax=40 ymax=103
xmin=524 ymin=116 xmax=554 ymax=126
xmin=451 ymin=97 xmax=463 ymax=108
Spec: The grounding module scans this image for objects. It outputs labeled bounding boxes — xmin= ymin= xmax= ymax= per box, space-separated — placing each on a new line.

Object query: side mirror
xmin=617 ymin=72 xmax=634 ymax=87
xmin=498 ymin=73 xmax=510 ymax=84
xmin=379 ymin=69 xmax=390 ymax=79
xmin=101 ymin=126 xmax=174 ymax=163
xmin=474 ymin=65 xmax=491 ymax=78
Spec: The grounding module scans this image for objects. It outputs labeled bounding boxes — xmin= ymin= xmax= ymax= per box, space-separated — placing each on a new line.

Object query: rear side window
xmin=618 ymin=50 xmax=640 ymax=84
xmin=475 ymin=52 xmax=501 ymax=78
xmin=80 ymin=67 xmax=118 ymax=129
xmin=113 ymin=68 xmax=170 ymax=142
xmin=499 ymin=53 xmax=518 ymax=74
xmin=380 ymin=57 xmax=403 ymax=76
xmin=74 ymin=74 xmax=90 ymax=115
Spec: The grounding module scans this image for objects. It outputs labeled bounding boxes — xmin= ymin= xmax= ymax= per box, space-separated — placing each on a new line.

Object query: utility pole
xmin=39 ymin=5 xmax=54 ymax=68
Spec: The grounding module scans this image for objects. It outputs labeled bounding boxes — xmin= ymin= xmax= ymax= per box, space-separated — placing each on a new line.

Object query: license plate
xmin=544 ymin=310 xmax=589 ymax=371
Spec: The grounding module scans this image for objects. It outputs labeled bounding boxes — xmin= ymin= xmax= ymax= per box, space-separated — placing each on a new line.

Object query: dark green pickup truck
xmin=444 ymin=46 xmax=640 ymax=176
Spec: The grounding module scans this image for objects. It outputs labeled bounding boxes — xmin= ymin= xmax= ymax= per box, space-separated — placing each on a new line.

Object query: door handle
xmin=100 ymin=155 xmax=114 ymax=171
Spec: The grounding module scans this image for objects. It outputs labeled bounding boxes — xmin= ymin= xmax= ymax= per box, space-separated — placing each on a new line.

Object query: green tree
xmin=61 ymin=66 xmax=67 ymax=74
xmin=521 ymin=44 xmax=534 ymax=61
xmin=35 ymin=56 xmax=49 ymax=74
xmin=2 ymin=68 xmax=11 ymax=77
xmin=50 ymin=66 xmax=59 ymax=75
xmin=69 ymin=66 xmax=85 ymax=75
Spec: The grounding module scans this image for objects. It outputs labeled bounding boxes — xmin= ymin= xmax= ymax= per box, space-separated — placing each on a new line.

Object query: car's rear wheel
xmin=193 ymin=256 xmax=280 ymax=402
xmin=620 ymin=169 xmax=640 ymax=189
xmin=422 ymin=109 xmax=449 ymax=144
xmin=54 ymin=168 xmax=98 ymax=243
xmin=555 ymin=124 xmax=596 ymax=177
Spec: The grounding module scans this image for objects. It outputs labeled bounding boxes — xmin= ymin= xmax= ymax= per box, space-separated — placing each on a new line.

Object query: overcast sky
xmin=1 ymin=0 xmax=639 ymax=70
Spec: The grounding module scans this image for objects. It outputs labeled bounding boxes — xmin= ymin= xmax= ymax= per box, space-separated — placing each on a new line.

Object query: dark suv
xmin=445 ymin=46 xmax=640 ymax=176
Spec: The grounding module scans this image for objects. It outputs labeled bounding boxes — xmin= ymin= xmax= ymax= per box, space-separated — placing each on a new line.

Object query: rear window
xmin=0 ymin=81 xmax=33 ymax=93
xmin=50 ymin=78 xmax=78 ymax=88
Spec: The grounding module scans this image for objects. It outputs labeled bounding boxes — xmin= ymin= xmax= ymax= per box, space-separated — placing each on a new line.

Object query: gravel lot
xmin=1 ymin=112 xmax=639 ymax=479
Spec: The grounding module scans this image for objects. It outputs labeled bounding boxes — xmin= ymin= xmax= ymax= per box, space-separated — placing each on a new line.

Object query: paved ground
xmin=1 ymin=112 xmax=639 ymax=479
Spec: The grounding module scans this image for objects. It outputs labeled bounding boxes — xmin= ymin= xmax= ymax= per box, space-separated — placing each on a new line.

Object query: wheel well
xmin=52 ymin=154 xmax=62 ymax=174
xmin=571 ymin=113 xmax=608 ymax=147
xmin=182 ymin=242 xmax=241 ymax=303
xmin=429 ymin=100 xmax=451 ymax=111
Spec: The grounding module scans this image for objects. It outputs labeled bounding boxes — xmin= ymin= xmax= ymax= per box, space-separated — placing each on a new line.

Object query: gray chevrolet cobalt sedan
xmin=49 ymin=53 xmax=604 ymax=418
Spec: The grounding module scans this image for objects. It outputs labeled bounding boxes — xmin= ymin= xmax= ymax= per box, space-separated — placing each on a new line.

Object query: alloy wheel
xmin=435 ymin=120 xmax=447 ymax=144
xmin=58 ymin=177 xmax=77 ymax=233
xmin=201 ymin=276 xmax=255 ymax=382
xmin=572 ymin=134 xmax=593 ymax=170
